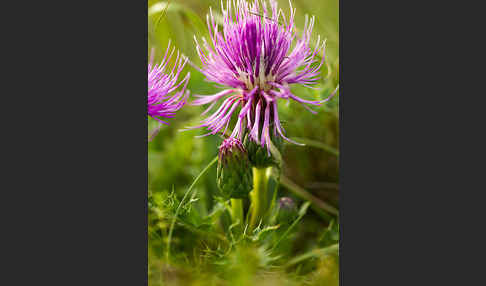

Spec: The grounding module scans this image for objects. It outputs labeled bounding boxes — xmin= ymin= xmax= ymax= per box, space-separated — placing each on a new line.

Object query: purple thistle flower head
xmin=148 ymin=42 xmax=190 ymax=125
xmin=189 ymin=0 xmax=338 ymax=152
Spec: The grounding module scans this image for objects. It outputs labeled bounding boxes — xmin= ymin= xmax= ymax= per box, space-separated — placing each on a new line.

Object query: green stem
xmin=280 ymin=175 xmax=339 ymax=216
xmin=249 ymin=167 xmax=271 ymax=230
xmin=230 ymin=198 xmax=244 ymax=224
xmin=288 ymin=137 xmax=339 ymax=156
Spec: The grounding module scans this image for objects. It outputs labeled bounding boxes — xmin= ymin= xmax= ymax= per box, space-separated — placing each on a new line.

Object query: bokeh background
xmin=148 ymin=0 xmax=339 ymax=285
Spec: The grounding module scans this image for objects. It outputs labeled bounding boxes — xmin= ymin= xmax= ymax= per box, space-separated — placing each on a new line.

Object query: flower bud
xmin=276 ymin=197 xmax=298 ymax=225
xmin=243 ymin=131 xmax=284 ymax=168
xmin=217 ymin=138 xmax=253 ymax=199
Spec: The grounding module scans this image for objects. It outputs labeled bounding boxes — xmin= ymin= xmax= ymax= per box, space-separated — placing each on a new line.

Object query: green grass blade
xmin=280 ymin=175 xmax=338 ymax=216
xmin=288 ymin=137 xmax=339 ymax=156
xmin=272 ymin=201 xmax=311 ymax=250
xmin=166 ymin=156 xmax=218 ymax=262
xmin=285 ymin=243 xmax=339 ymax=268
xmin=150 ymin=1 xmax=173 ymax=31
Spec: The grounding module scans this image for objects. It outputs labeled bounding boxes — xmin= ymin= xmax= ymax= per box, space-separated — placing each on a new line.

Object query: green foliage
xmin=148 ymin=0 xmax=339 ymax=285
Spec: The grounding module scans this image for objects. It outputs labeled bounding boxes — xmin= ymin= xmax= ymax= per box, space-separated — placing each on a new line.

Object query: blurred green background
xmin=148 ymin=1 xmax=339 ymax=285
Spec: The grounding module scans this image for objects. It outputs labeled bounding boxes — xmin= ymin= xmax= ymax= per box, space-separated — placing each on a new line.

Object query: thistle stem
xmin=230 ymin=198 xmax=244 ymax=224
xmin=249 ymin=167 xmax=271 ymax=230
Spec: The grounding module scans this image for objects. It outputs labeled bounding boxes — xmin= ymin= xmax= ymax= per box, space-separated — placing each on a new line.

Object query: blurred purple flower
xmin=278 ymin=197 xmax=295 ymax=210
xmin=148 ymin=42 xmax=190 ymax=125
xmin=188 ymin=0 xmax=338 ymax=151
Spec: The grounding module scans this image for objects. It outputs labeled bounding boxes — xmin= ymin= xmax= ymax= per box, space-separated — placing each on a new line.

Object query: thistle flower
xmin=217 ymin=137 xmax=253 ymax=199
xmin=189 ymin=0 xmax=337 ymax=152
xmin=148 ymin=42 xmax=190 ymax=125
